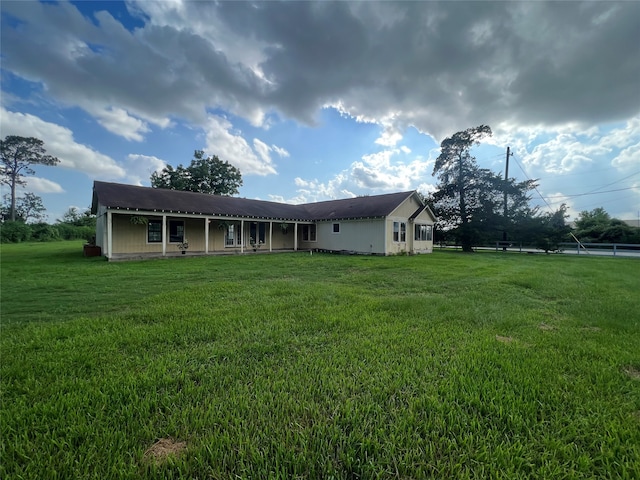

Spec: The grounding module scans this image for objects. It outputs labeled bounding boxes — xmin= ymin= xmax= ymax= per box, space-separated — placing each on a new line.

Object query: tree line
xmin=2 ymin=133 xmax=638 ymax=247
xmin=428 ymin=125 xmax=640 ymax=251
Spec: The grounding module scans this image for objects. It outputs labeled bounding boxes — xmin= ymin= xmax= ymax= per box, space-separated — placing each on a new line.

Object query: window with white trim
xmin=302 ymin=224 xmax=317 ymax=241
xmin=225 ymin=224 xmax=239 ymax=247
xmin=393 ymin=221 xmax=406 ymax=242
xmin=148 ymin=220 xmax=162 ymax=243
xmin=414 ymin=224 xmax=433 ymax=241
xmin=169 ymin=220 xmax=184 ymax=243
xmin=332 ymin=223 xmax=340 ymax=234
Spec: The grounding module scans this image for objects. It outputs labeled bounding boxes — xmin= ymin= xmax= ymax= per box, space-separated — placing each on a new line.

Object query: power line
xmin=562 ymin=186 xmax=637 ymax=198
xmin=510 ymin=153 xmax=553 ymax=210
xmin=511 ymin=152 xmax=640 ymax=209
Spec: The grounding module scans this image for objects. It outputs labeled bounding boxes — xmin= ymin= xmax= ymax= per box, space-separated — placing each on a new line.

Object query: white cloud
xmin=612 ymin=143 xmax=640 ymax=170
xmin=204 ymin=115 xmax=277 ymax=176
xmin=291 ymin=148 xmax=433 ymax=203
xmin=272 ymin=145 xmax=290 ymax=158
xmin=125 ymin=154 xmax=168 ymax=185
xmin=252 ymin=138 xmax=272 ymax=164
xmin=24 ymin=177 xmax=65 ymax=194
xmin=89 ymin=106 xmax=150 ymax=142
xmin=0 ymin=108 xmax=126 ymax=179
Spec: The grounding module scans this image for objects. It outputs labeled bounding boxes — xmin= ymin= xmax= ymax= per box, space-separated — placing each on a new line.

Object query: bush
xmin=55 ymin=223 xmax=94 ymax=241
xmin=30 ymin=223 xmax=60 ymax=242
xmin=0 ymin=221 xmax=32 ymax=243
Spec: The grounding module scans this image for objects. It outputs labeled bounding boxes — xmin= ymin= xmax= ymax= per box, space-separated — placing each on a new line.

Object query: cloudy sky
xmin=1 ymin=0 xmax=639 ymax=223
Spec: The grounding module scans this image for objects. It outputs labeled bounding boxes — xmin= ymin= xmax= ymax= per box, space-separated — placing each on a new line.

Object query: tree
xmin=57 ymin=206 xmax=96 ymax=227
xmin=432 ymin=125 xmax=495 ymax=252
xmin=1 ymin=192 xmax=46 ymax=223
xmin=151 ymin=150 xmax=242 ymax=196
xmin=1 ymin=136 xmax=60 ymax=221
xmin=531 ymin=204 xmax=572 ymax=253
xmin=574 ymin=207 xmax=640 ymax=243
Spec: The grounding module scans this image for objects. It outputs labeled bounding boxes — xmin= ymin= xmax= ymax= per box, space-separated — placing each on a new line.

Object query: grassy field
xmin=1 ymin=241 xmax=639 ymax=479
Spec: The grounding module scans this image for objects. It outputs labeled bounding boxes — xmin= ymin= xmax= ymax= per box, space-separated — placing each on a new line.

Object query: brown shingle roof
xmin=300 ymin=192 xmax=415 ymax=220
xmin=92 ymin=181 xmax=419 ymax=221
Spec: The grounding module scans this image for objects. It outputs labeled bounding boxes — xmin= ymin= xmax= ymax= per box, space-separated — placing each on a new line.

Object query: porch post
xmin=107 ymin=210 xmax=113 ymax=260
xmin=294 ymin=222 xmax=298 ymax=251
xmin=269 ymin=221 xmax=273 ymax=252
xmin=204 ymin=218 xmax=209 ymax=254
xmin=162 ymin=214 xmax=167 ymax=257
xmin=240 ymin=219 xmax=244 ymax=254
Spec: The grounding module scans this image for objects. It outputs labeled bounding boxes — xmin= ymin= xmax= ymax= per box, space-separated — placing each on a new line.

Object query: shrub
xmin=30 ymin=223 xmax=60 ymax=242
xmin=0 ymin=221 xmax=32 ymax=243
xmin=55 ymin=223 xmax=94 ymax=241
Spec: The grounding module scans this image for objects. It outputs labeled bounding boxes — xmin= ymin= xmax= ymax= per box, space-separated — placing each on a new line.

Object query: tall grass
xmin=1 ymin=242 xmax=639 ymax=479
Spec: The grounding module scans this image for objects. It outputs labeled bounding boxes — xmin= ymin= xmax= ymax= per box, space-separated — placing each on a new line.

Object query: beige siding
xmin=95 ymin=204 xmax=107 ymax=252
xmin=386 ymin=194 xmax=436 ymax=255
xmin=412 ymin=208 xmax=435 ymax=254
xmin=112 ymin=214 xmax=163 ymax=254
xmin=269 ymin=223 xmax=296 ymax=250
xmin=389 ymin=194 xmax=422 ymax=218
xmin=313 ymin=219 xmax=386 ymax=254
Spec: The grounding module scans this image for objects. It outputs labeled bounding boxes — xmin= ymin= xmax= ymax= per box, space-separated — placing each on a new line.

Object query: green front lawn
xmin=1 ymin=242 xmax=639 ymax=479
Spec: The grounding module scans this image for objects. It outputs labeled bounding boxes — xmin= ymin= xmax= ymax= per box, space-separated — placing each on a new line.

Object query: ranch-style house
xmin=91 ymin=181 xmax=436 ymax=260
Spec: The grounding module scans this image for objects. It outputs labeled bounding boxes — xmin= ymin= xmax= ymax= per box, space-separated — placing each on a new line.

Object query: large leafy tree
xmin=432 ymin=125 xmax=493 ymax=251
xmin=432 ymin=125 xmax=538 ymax=250
xmin=574 ymin=207 xmax=640 ymax=243
xmin=151 ymin=150 xmax=242 ymax=196
xmin=1 ymin=192 xmax=46 ymax=223
xmin=1 ymin=136 xmax=60 ymax=221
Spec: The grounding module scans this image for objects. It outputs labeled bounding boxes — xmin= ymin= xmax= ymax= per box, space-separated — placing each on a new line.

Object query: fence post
xmin=613 ymin=244 xmax=617 ymax=256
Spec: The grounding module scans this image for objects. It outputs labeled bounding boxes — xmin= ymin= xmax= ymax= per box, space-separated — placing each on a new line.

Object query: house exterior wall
xmin=312 ymin=218 xmax=386 ymax=254
xmin=268 ymin=223 xmax=296 ymax=250
xmin=412 ymin=208 xmax=435 ymax=254
xmin=385 ymin=194 xmax=435 ymax=255
xmin=95 ymin=204 xmax=107 ymax=252
xmin=112 ymin=214 xmax=163 ymax=254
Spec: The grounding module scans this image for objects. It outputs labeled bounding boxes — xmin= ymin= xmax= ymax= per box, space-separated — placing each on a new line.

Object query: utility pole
xmin=502 ymin=146 xmax=512 ymax=250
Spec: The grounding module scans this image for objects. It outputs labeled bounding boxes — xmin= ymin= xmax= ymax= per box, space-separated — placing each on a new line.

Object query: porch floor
xmin=107 ymin=248 xmax=306 ymax=261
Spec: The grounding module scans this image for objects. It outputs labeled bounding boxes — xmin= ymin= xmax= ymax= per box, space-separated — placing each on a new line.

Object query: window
xmin=224 ymin=223 xmax=242 ymax=247
xmin=415 ymin=224 xmax=433 ymax=241
xmin=250 ymin=222 xmax=266 ymax=245
xmin=169 ymin=220 xmax=184 ymax=243
xmin=393 ymin=221 xmax=406 ymax=242
xmin=148 ymin=220 xmax=162 ymax=243
xmin=302 ymin=224 xmax=317 ymax=242
xmin=332 ymin=223 xmax=340 ymax=234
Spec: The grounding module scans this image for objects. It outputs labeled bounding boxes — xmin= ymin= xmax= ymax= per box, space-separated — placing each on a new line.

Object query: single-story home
xmin=91 ymin=181 xmax=436 ymax=260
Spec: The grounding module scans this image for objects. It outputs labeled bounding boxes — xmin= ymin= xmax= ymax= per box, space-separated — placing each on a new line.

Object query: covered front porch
xmin=104 ymin=210 xmax=313 ymax=260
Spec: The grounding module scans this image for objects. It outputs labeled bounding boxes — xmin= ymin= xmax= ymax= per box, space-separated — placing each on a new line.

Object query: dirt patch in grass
xmin=495 ymin=335 xmax=515 ymax=344
xmin=580 ymin=326 xmax=601 ymax=332
xmin=623 ymin=365 xmax=640 ymax=380
xmin=143 ymin=438 xmax=187 ymax=464
xmin=539 ymin=323 xmax=555 ymax=331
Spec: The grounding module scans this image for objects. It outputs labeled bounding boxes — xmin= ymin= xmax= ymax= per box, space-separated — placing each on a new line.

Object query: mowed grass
xmin=1 ymin=242 xmax=639 ymax=479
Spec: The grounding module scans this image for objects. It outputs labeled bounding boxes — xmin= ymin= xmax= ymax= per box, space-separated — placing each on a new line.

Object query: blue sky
xmin=1 ymin=1 xmax=639 ymax=223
